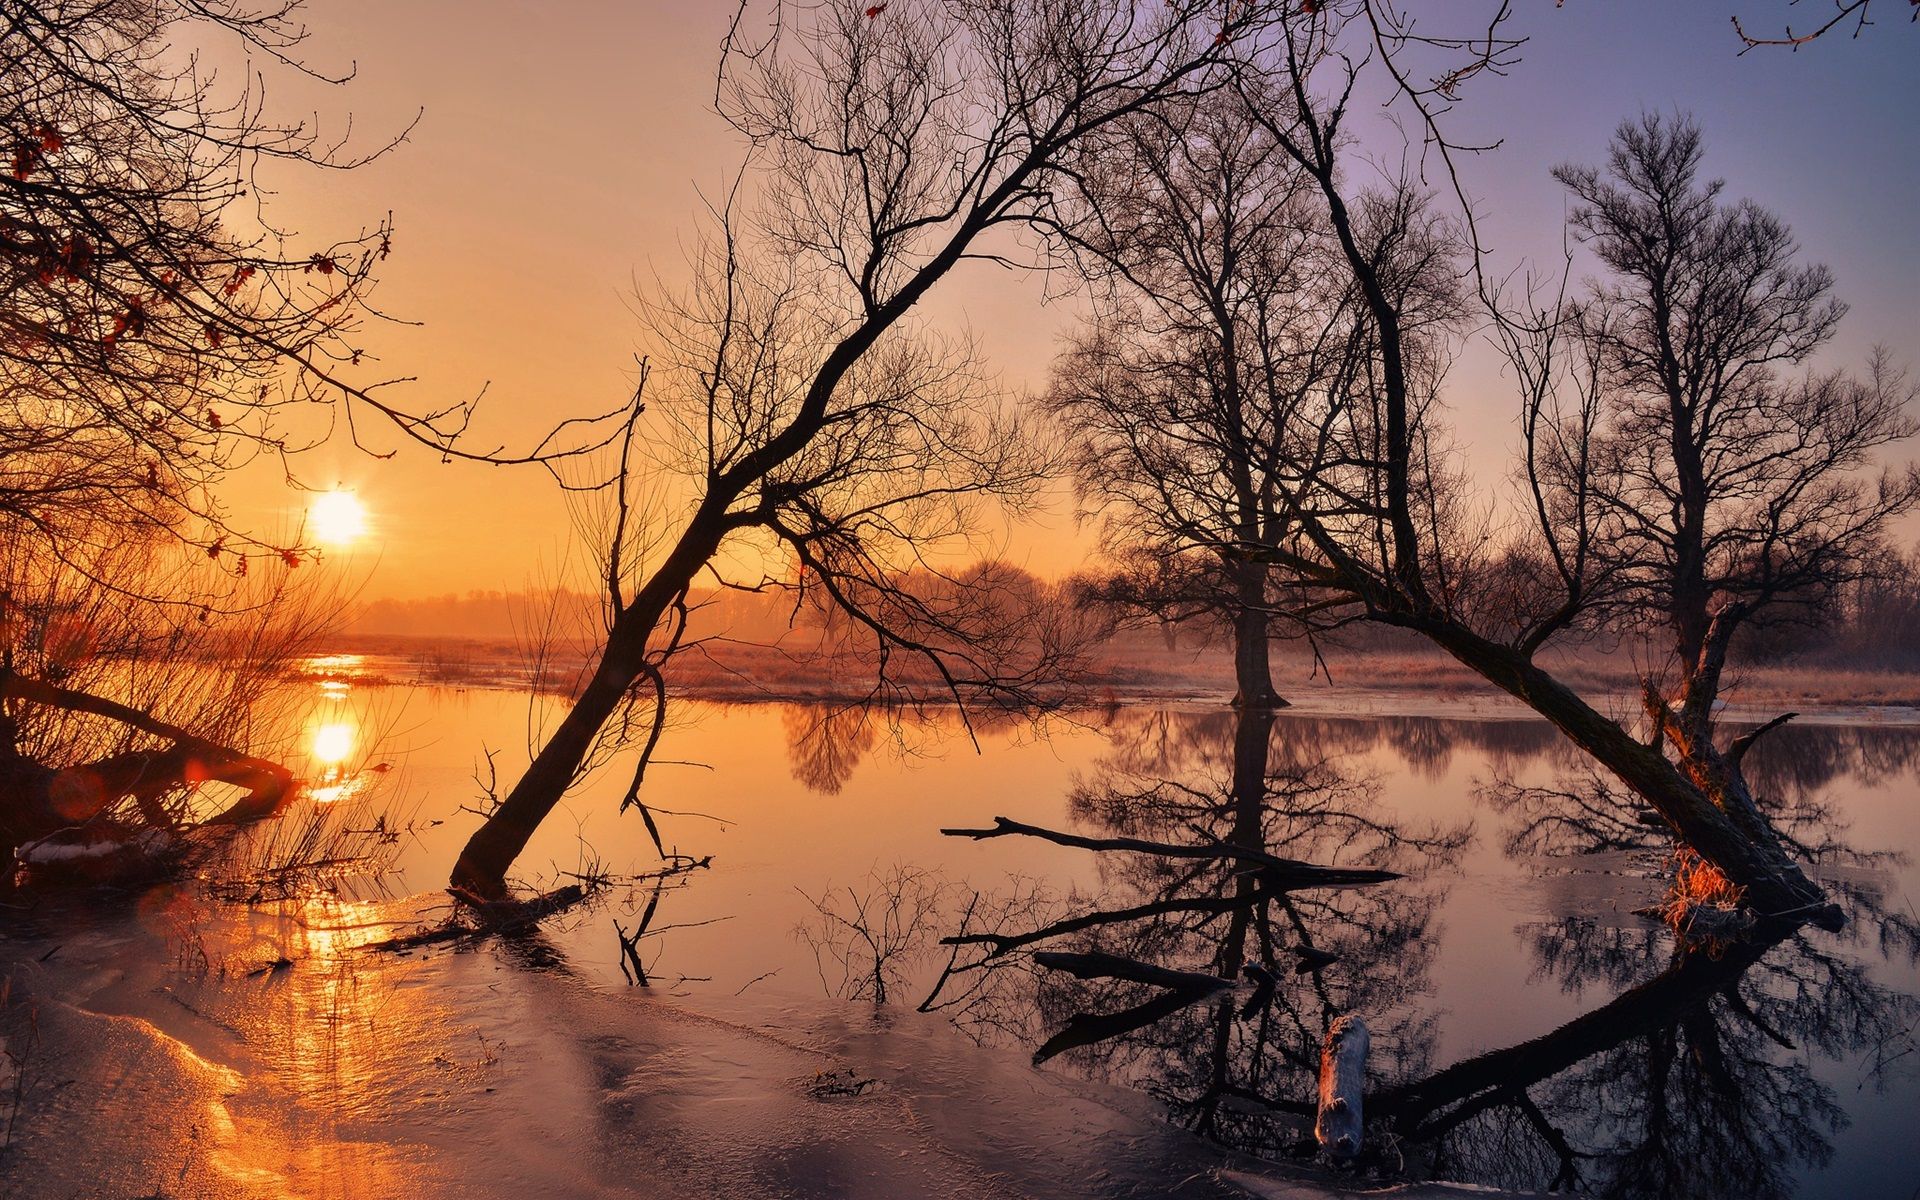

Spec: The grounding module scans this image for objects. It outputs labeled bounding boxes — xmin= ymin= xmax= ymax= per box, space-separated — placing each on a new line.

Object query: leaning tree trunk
xmin=448 ymin=655 xmax=637 ymax=899
xmin=449 ymin=487 xmax=746 ymax=899
xmin=1418 ymin=624 xmax=1840 ymax=929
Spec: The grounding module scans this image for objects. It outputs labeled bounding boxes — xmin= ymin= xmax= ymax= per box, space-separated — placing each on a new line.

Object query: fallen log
xmin=1032 ymin=988 xmax=1217 ymax=1065
xmin=0 ymin=669 xmax=294 ymax=866
xmin=367 ymin=884 xmax=592 ymax=953
xmin=14 ymin=827 xmax=180 ymax=888
xmin=1315 ymin=1014 xmax=1369 ymax=1160
xmin=1028 ymin=950 xmax=1242 ymax=1064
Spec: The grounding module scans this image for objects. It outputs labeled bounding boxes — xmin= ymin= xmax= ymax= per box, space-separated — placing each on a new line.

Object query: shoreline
xmin=297 ymin=636 xmax=1920 ymax=726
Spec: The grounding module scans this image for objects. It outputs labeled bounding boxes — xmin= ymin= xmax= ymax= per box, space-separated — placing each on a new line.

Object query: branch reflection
xmin=937 ymin=706 xmax=1920 ymax=1198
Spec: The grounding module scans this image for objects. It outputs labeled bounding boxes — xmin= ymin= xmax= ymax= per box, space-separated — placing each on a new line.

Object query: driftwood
xmin=1033 ymin=988 xmax=1218 ymax=1065
xmin=1 ymin=669 xmax=295 ymax=876
xmin=367 ymin=884 xmax=591 ymax=953
xmin=1032 ymin=949 xmax=1236 ymax=994
xmin=941 ymin=889 xmax=1286 ymax=956
xmin=941 ymin=816 xmax=1401 ymax=888
xmin=1315 ymin=1014 xmax=1369 ymax=1159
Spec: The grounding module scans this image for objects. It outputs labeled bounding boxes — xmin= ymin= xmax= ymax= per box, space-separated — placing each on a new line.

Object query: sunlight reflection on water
xmin=312 ymin=721 xmax=355 ymax=769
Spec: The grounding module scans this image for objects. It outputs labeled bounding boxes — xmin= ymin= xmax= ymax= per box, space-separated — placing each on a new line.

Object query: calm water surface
xmin=281 ymin=665 xmax=1920 ymax=1198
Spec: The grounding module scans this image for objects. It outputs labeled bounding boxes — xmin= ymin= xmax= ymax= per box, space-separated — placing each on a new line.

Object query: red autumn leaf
xmin=145 ymin=462 xmax=159 ymax=489
xmin=281 ymin=549 xmax=301 ymax=569
xmin=865 ymin=2 xmax=886 ymax=16
xmin=205 ymin=321 xmax=223 ymax=348
xmin=206 ymin=407 xmax=222 ymax=430
xmin=306 ymin=253 xmax=336 ymax=275
xmin=37 ymin=127 xmax=62 ymax=153
xmin=206 ymin=537 xmax=224 ymax=559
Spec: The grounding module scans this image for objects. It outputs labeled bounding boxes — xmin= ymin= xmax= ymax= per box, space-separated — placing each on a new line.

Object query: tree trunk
xmin=1230 ymin=561 xmax=1287 ymax=710
xmin=1417 ymin=622 xmax=1840 ymax=929
xmin=449 ymin=500 xmax=736 ymax=900
xmin=449 ymin=646 xmax=641 ymax=900
xmin=1315 ymin=1014 xmax=1369 ymax=1158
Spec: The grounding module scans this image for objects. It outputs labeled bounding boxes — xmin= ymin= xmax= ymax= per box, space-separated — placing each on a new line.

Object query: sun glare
xmin=310 ymin=490 xmax=367 ymax=547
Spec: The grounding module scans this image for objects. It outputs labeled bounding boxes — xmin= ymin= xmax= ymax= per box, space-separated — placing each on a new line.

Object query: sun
xmin=310 ymin=489 xmax=367 ymax=547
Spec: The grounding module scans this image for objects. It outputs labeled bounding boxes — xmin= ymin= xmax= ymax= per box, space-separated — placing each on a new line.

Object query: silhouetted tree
xmin=1187 ymin=7 xmax=1915 ymax=921
xmin=1 ymin=0 xmax=403 ymax=581
xmin=1045 ymin=81 xmax=1373 ymax=709
xmin=448 ymin=0 xmax=1257 ymax=900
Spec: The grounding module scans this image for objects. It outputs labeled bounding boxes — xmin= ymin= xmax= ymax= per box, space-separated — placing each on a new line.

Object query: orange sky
xmin=217 ymin=2 xmax=1919 ymax=600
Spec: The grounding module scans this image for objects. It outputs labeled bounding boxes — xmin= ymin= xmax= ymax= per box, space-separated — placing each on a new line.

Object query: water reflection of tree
xmin=937 ymin=705 xmax=1468 ymax=1155
xmin=1443 ymin=714 xmax=1920 ymax=1190
xmin=1488 ymin=722 xmax=1920 ymax=860
xmin=1449 ymin=719 xmax=1920 ymax=1197
xmin=942 ymin=708 xmax=1920 ymax=1196
xmin=781 ymin=704 xmax=882 ymax=795
xmin=1378 ymin=921 xmax=1918 ymax=1199
xmin=1484 ymin=720 xmax=1920 ymax=979
xmin=778 ymin=701 xmax=1032 ymax=796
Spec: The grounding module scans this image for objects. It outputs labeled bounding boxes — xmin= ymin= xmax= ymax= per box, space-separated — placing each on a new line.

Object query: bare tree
xmin=1045 ymin=80 xmax=1374 ymax=709
xmin=4 ymin=0 xmax=382 ymax=580
xmin=1 ymin=0 xmax=630 ymax=586
xmin=447 ymin=0 xmax=1254 ymax=900
xmin=1551 ymin=114 xmax=1920 ymax=742
xmin=0 ymin=1 xmax=645 ymax=880
xmin=1506 ymin=116 xmax=1920 ymax=912
xmin=1177 ymin=6 xmax=1916 ymax=924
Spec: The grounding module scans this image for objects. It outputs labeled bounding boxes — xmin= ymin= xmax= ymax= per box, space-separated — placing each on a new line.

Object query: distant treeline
xmin=348 ymin=587 xmax=817 ymax=644
xmin=1745 ymin=547 xmax=1920 ymax=668
xmin=347 ymin=544 xmax=1920 ymax=675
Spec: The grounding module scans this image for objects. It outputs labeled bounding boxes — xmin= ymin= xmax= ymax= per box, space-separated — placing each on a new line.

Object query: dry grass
xmin=1651 ymin=848 xmax=1754 ymax=955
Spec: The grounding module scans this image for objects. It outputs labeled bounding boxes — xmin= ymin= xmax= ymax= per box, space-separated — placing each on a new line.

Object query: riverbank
xmin=308 ymin=634 xmax=1920 ymax=721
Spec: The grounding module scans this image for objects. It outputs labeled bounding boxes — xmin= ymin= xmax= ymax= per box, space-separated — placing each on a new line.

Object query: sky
xmin=219 ymin=1 xmax=1920 ymax=600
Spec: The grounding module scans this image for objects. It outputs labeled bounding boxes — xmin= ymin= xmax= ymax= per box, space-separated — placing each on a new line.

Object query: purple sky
xmin=228 ymin=2 xmax=1919 ymax=597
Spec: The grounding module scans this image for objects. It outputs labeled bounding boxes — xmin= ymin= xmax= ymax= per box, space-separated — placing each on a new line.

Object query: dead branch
xmin=941 ymin=815 xmax=1400 ymax=888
